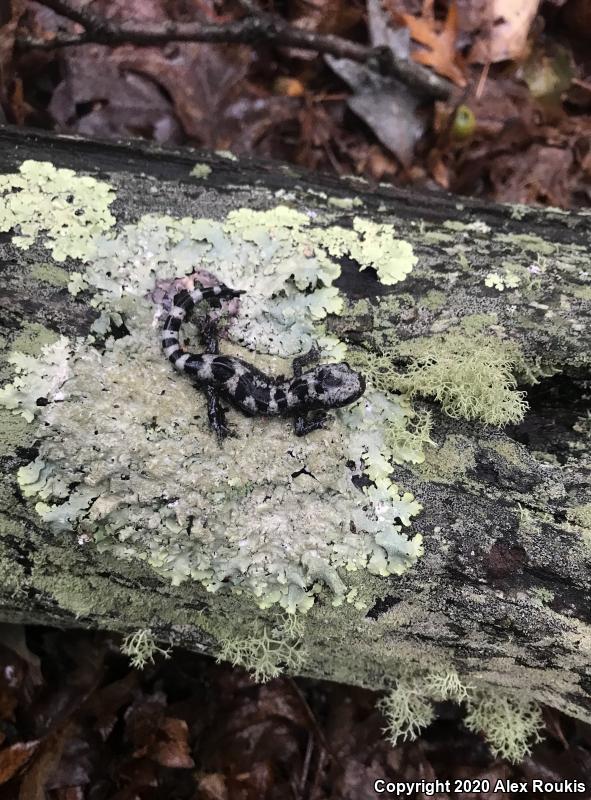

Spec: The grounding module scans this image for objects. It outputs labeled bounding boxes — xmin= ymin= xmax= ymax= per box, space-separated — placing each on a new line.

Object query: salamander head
xmin=313 ymin=363 xmax=366 ymax=408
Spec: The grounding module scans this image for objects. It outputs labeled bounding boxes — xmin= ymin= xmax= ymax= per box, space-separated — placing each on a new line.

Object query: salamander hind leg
xmin=294 ymin=411 xmax=328 ymax=436
xmin=207 ymin=385 xmax=237 ymax=442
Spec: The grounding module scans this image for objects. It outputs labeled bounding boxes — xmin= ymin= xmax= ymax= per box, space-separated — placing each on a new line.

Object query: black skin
xmin=198 ymin=317 xmax=328 ymax=442
xmin=292 ymin=346 xmax=329 ymax=436
xmin=198 ymin=316 xmax=236 ymax=441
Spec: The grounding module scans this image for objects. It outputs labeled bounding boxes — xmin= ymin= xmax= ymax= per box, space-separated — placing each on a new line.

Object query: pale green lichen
xmin=416 ymin=435 xmax=475 ymax=484
xmin=423 ymin=667 xmax=471 ymax=702
xmin=347 ymin=218 xmax=417 ymax=285
xmin=12 ymin=326 xmax=421 ymax=612
xmin=215 ymin=150 xmax=238 ymax=161
xmin=30 ymin=263 xmax=71 ymax=287
xmin=346 ymin=350 xmax=434 ymax=467
xmin=190 ymin=163 xmax=212 ymax=179
xmin=0 ymin=160 xmax=115 ymax=261
xmin=566 ymin=504 xmax=591 ymax=531
xmin=397 ymin=333 xmax=528 ymax=426
xmin=65 ymin=206 xmax=416 ymax=358
xmin=495 ymin=232 xmax=556 ymax=256
xmin=3 ymin=193 xmax=424 ymax=614
xmin=443 ymin=219 xmax=491 ymax=234
xmin=531 ymin=587 xmax=554 ymax=606
xmin=349 ymin=327 xmax=527 ymax=430
xmin=121 ymin=628 xmax=172 ymax=669
xmin=421 ymin=290 xmax=446 ymax=310
xmin=328 ymin=196 xmax=363 ymax=209
xmin=378 ymin=667 xmax=472 ymax=744
xmin=464 ymin=689 xmax=543 ymax=763
xmin=379 ymin=671 xmax=542 ymax=763
xmin=485 ymin=270 xmax=521 ymax=291
xmin=378 ymin=679 xmax=436 ymax=743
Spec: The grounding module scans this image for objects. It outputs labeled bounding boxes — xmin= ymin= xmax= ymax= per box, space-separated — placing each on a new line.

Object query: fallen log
xmin=0 ymin=125 xmax=589 ymax=745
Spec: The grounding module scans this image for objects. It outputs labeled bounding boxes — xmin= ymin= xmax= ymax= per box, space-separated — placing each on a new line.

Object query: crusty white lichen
xmin=1 ymin=163 xmax=424 ymax=613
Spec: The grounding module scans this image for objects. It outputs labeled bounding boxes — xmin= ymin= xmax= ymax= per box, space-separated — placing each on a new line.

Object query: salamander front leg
xmin=294 ymin=411 xmax=328 ymax=436
xmin=292 ymin=344 xmax=321 ymax=377
xmin=201 ymin=316 xmax=236 ymax=441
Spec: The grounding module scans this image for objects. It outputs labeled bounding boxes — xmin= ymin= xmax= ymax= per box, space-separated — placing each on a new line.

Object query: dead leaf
xmin=150 ymin=717 xmax=194 ymax=769
xmin=0 ymin=0 xmax=25 ymax=74
xmin=326 ymin=0 xmax=426 ymax=166
xmin=84 ymin=671 xmax=139 ymax=741
xmin=286 ymin=0 xmax=363 ymax=60
xmin=563 ymin=0 xmax=591 ymax=39
xmin=401 ymin=1 xmax=467 ymax=86
xmin=274 ymin=77 xmax=306 ymax=97
xmin=468 ymin=0 xmax=540 ymax=64
xmin=48 ymin=46 xmax=184 ymax=144
xmin=0 ymin=740 xmax=39 ymax=784
xmin=54 ymin=788 xmax=85 ymax=800
xmin=198 ymin=772 xmax=229 ymax=800
xmin=0 ymin=626 xmax=42 ymax=683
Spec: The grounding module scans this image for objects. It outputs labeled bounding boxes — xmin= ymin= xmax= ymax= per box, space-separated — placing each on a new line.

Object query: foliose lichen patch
xmin=1 ymin=160 xmax=425 ymax=614
xmin=0 ymin=160 xmax=116 ymax=261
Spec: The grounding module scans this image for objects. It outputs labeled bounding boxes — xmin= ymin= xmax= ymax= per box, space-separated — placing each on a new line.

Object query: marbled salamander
xmin=162 ymin=284 xmax=366 ymax=439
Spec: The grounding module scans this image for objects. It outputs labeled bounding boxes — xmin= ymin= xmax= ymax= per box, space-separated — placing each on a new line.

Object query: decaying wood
xmin=0 ymin=125 xmax=589 ymax=724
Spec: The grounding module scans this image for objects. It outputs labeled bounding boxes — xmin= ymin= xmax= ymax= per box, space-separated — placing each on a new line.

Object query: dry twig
xmin=17 ymin=0 xmax=453 ymax=99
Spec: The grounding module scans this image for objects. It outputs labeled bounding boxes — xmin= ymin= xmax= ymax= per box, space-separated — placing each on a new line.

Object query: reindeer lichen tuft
xmin=378 ymin=678 xmax=436 ymax=744
xmin=397 ymin=333 xmax=528 ymax=426
xmin=121 ymin=629 xmax=172 ymax=669
xmin=465 ymin=689 xmax=543 ymax=763
xmin=216 ymin=614 xmax=306 ymax=683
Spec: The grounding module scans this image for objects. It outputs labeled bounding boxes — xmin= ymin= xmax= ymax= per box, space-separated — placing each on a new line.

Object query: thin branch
xmin=18 ymin=0 xmax=453 ymax=100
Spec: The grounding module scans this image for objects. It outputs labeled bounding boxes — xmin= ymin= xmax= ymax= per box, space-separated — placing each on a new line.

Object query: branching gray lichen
xmin=464 ymin=689 xmax=544 ymax=763
xmin=380 ymin=332 xmax=528 ymax=426
xmin=216 ymin=613 xmax=306 ymax=683
xmin=378 ymin=667 xmax=471 ymax=744
xmin=378 ymin=679 xmax=436 ymax=743
xmin=121 ymin=628 xmax=172 ymax=669
xmin=378 ymin=671 xmax=543 ymax=764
